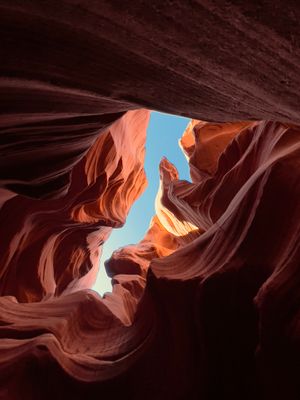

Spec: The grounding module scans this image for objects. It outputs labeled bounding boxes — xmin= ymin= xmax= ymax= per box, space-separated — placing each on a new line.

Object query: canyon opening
xmin=93 ymin=111 xmax=190 ymax=295
xmin=1 ymin=2 xmax=300 ymax=400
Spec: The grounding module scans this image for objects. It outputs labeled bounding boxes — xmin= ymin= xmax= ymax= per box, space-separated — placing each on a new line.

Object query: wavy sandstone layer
xmin=0 ymin=109 xmax=149 ymax=302
xmin=1 ymin=0 xmax=300 ymax=202
xmin=1 ymin=117 xmax=299 ymax=399
xmin=1 ymin=2 xmax=300 ymax=399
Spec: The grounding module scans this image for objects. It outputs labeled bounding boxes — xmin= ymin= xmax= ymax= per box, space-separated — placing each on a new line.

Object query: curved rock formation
xmin=0 ymin=109 xmax=149 ymax=302
xmin=1 ymin=1 xmax=300 ymax=399
xmin=1 ymin=118 xmax=299 ymax=400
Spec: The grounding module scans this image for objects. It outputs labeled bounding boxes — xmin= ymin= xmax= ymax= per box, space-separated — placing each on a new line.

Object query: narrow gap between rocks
xmin=92 ymin=111 xmax=190 ymax=295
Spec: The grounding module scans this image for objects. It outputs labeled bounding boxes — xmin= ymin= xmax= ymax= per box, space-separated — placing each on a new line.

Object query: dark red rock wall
xmin=1 ymin=1 xmax=300 ymax=197
xmin=1 ymin=2 xmax=300 ymax=399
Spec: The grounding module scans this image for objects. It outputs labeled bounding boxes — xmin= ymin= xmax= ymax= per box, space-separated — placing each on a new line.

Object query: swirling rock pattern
xmin=0 ymin=109 xmax=149 ymax=302
xmin=1 ymin=118 xmax=299 ymax=399
xmin=1 ymin=1 xmax=300 ymax=399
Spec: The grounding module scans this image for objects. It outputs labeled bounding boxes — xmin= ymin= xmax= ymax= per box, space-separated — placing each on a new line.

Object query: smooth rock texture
xmin=1 ymin=118 xmax=299 ymax=400
xmin=0 ymin=109 xmax=149 ymax=302
xmin=1 ymin=2 xmax=300 ymax=399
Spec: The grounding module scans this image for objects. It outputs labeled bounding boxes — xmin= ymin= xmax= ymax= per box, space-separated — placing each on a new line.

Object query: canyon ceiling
xmin=0 ymin=1 xmax=300 ymax=399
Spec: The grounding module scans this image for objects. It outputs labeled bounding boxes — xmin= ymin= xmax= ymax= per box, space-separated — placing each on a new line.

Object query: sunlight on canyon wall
xmin=1 ymin=2 xmax=300 ymax=399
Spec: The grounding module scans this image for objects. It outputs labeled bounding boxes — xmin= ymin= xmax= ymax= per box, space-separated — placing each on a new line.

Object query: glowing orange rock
xmin=0 ymin=119 xmax=299 ymax=400
xmin=0 ymin=110 xmax=149 ymax=302
xmin=1 ymin=1 xmax=300 ymax=398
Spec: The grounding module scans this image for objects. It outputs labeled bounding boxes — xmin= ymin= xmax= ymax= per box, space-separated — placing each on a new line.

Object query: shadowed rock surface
xmin=0 ymin=2 xmax=300 ymax=399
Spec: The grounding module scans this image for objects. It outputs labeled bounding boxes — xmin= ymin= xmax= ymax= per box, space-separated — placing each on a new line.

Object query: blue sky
xmin=93 ymin=112 xmax=190 ymax=295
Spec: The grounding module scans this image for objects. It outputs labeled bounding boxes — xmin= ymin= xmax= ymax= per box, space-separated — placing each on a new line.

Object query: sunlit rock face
xmin=1 ymin=1 xmax=300 ymax=399
xmin=1 ymin=117 xmax=299 ymax=400
xmin=0 ymin=109 xmax=149 ymax=302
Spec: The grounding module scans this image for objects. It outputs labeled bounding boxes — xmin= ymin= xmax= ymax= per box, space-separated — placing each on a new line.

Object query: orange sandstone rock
xmin=1 ymin=1 xmax=300 ymax=398
xmin=0 ymin=118 xmax=299 ymax=400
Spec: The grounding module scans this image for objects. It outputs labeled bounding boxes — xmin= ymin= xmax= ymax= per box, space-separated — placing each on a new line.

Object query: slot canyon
xmin=0 ymin=1 xmax=300 ymax=399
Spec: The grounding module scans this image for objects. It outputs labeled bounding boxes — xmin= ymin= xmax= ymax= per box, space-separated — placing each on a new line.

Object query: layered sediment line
xmin=1 ymin=2 xmax=300 ymax=398
xmin=0 ymin=110 xmax=149 ymax=302
xmin=1 ymin=118 xmax=299 ymax=399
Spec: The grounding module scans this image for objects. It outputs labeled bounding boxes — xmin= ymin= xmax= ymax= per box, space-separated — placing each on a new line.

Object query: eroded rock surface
xmin=0 ymin=109 xmax=149 ymax=302
xmin=1 ymin=2 xmax=300 ymax=399
xmin=1 ymin=117 xmax=299 ymax=399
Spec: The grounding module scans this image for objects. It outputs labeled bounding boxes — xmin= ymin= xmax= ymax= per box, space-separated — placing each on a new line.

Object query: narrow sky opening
xmin=92 ymin=111 xmax=190 ymax=295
